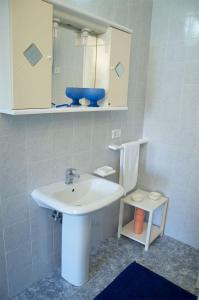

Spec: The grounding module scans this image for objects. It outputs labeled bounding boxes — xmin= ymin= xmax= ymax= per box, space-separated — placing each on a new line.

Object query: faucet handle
xmin=65 ymin=168 xmax=80 ymax=184
xmin=66 ymin=168 xmax=78 ymax=175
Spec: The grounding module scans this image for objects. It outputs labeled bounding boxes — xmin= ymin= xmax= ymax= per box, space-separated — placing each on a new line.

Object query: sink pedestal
xmin=61 ymin=214 xmax=91 ymax=286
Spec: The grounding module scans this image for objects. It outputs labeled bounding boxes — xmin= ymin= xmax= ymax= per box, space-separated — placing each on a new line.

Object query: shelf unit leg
xmin=145 ymin=211 xmax=153 ymax=251
xmin=196 ymin=271 xmax=199 ymax=289
xmin=117 ymin=199 xmax=124 ymax=239
xmin=160 ymin=201 xmax=168 ymax=236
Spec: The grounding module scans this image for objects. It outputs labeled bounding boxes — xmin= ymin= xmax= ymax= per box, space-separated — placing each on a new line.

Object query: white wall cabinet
xmin=0 ymin=1 xmax=132 ymax=114
xmin=96 ymin=27 xmax=131 ymax=107
xmin=0 ymin=0 xmax=53 ymax=109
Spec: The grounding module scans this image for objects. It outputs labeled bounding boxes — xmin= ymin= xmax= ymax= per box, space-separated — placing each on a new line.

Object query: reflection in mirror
xmin=52 ymin=24 xmax=97 ymax=105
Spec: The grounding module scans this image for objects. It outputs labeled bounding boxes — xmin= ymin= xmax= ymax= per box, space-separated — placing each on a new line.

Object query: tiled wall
xmin=139 ymin=0 xmax=199 ymax=249
xmin=0 ymin=0 xmax=152 ymax=298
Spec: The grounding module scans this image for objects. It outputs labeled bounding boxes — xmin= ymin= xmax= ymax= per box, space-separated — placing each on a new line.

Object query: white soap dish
xmin=149 ymin=192 xmax=162 ymax=201
xmin=131 ymin=193 xmax=144 ymax=202
xmin=94 ymin=166 xmax=116 ymax=177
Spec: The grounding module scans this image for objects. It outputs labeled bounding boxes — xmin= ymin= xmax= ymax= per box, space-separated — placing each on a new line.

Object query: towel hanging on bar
xmin=119 ymin=141 xmax=140 ymax=194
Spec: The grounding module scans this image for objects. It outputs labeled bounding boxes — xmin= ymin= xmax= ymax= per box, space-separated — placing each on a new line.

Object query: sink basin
xmin=31 ymin=173 xmax=124 ymax=286
xmin=32 ymin=173 xmax=124 ymax=215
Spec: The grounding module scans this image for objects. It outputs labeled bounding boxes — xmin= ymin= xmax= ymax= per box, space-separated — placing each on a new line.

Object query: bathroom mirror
xmin=52 ymin=24 xmax=97 ymax=105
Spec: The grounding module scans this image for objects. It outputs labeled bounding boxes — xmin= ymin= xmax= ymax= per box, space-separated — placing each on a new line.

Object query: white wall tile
xmin=27 ymin=159 xmax=54 ymax=191
xmin=1 ymin=193 xmax=29 ymax=228
xmin=0 ymin=232 xmax=8 ymax=300
xmin=6 ymin=241 xmax=32 ymax=274
xmin=140 ymin=0 xmax=199 ymax=249
xmin=30 ymin=209 xmax=53 ymax=241
xmin=32 ymin=231 xmax=53 ymax=265
xmin=4 ymin=219 xmax=30 ymax=253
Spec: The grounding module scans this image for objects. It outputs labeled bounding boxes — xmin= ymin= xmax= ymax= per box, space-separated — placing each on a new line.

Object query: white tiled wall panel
xmin=139 ymin=0 xmax=199 ymax=250
xmin=0 ymin=0 xmax=152 ymax=298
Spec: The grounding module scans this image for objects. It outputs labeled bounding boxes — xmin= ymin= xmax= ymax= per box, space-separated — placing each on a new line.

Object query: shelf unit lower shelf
xmin=0 ymin=106 xmax=128 ymax=115
xmin=121 ymin=221 xmax=161 ymax=245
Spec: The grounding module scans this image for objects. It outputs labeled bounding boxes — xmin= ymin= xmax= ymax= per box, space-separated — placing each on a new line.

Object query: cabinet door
xmin=108 ymin=28 xmax=131 ymax=107
xmin=10 ymin=0 xmax=53 ymax=109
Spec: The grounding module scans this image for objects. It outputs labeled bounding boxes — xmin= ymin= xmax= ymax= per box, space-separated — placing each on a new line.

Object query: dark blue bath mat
xmin=94 ymin=262 xmax=197 ymax=300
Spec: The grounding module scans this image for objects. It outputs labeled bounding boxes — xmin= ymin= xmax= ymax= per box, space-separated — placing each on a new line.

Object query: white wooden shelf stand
xmin=118 ymin=189 xmax=168 ymax=251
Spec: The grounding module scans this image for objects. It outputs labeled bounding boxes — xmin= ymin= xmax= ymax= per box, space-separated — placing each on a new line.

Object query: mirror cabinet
xmin=0 ymin=0 xmax=132 ymax=112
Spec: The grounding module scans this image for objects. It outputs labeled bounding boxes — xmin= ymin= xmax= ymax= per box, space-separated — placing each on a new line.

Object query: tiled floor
xmin=14 ymin=236 xmax=199 ymax=300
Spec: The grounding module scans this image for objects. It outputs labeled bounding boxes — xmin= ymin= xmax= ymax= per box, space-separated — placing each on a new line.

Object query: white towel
xmin=119 ymin=141 xmax=140 ymax=195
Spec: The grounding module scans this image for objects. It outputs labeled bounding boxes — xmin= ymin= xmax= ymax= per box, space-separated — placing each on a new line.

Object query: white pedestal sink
xmin=31 ymin=174 xmax=124 ymax=286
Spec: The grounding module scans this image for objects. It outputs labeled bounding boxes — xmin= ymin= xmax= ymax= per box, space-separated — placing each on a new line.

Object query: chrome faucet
xmin=65 ymin=168 xmax=80 ymax=185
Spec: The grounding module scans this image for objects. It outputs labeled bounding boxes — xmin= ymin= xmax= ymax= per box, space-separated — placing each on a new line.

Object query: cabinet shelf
xmin=121 ymin=221 xmax=161 ymax=245
xmin=0 ymin=106 xmax=128 ymax=116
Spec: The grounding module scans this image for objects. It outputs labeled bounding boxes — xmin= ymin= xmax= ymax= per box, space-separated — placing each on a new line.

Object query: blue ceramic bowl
xmin=65 ymin=87 xmax=84 ymax=106
xmin=84 ymin=88 xmax=105 ymax=107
